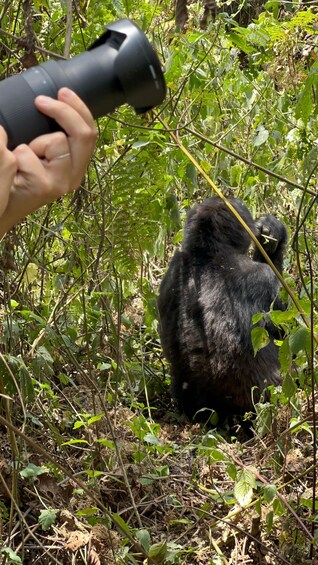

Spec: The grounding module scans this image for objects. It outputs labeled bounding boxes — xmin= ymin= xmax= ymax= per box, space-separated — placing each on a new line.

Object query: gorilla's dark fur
xmin=157 ymin=197 xmax=288 ymax=421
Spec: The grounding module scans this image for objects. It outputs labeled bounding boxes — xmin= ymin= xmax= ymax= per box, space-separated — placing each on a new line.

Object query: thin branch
xmin=0 ymin=28 xmax=67 ymax=59
xmin=63 ymin=0 xmax=73 ymax=59
xmin=185 ymin=126 xmax=318 ymax=197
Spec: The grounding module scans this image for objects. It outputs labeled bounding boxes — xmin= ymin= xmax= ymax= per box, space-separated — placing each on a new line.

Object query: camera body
xmin=0 ymin=19 xmax=166 ymax=150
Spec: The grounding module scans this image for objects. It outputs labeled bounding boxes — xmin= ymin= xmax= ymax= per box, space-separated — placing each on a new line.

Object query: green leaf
xmin=252 ymin=312 xmax=265 ymax=324
xmin=98 ymin=362 xmax=112 ymax=371
xmin=273 ymin=497 xmax=286 ymax=516
xmin=32 ymin=346 xmax=54 ymax=377
xmin=295 ymin=74 xmax=315 ymax=123
xmin=87 ymin=413 xmax=104 ymax=426
xmin=169 ymin=518 xmax=191 ymax=525
xmin=278 ymin=338 xmax=292 ymax=374
xmin=112 ymin=513 xmax=131 ymax=537
xmin=135 ymin=529 xmax=151 ymax=552
xmin=38 ymin=509 xmax=57 ymax=531
xmin=76 ymin=506 xmax=99 ymax=517
xmin=282 ymin=373 xmax=297 ymax=399
xmin=266 ymin=510 xmax=274 ymax=534
xmin=156 ymin=465 xmax=170 ymax=477
xmin=143 ymin=433 xmax=160 ymax=445
xmin=300 ymin=496 xmax=313 ymax=510
xmin=85 ymin=470 xmax=105 ymax=478
xmin=23 ymin=262 xmax=39 ymax=285
xmin=96 ymin=439 xmax=115 ymax=448
xmin=0 ymin=354 xmax=34 ymax=402
xmin=132 ymin=140 xmax=150 ymax=148
xmin=263 ymin=484 xmax=277 ymax=503
xmin=289 ymin=327 xmax=312 ymax=355
xmin=254 ymin=401 xmax=273 ymax=438
xmin=73 ymin=420 xmax=85 ymax=429
xmin=0 ymin=500 xmax=8 ymax=519
xmin=253 ymin=126 xmax=269 ymax=147
xmin=148 ymin=540 xmax=168 ymax=563
xmin=226 ymin=462 xmax=237 ymax=480
xmin=140 ymin=475 xmax=155 ymax=486
xmin=234 ymin=468 xmax=257 ymax=507
xmin=210 ymin=448 xmax=226 ymax=462
xmin=61 ymin=439 xmax=89 ymax=446
xmin=289 ymin=418 xmax=311 ymax=434
xmin=228 ymin=31 xmax=255 ymax=54
xmin=251 ymin=326 xmax=270 ymax=356
xmin=270 ymin=309 xmax=297 ymax=324
xmin=1 ymin=548 xmax=22 ymax=564
xmin=20 ymin=463 xmax=46 ymax=479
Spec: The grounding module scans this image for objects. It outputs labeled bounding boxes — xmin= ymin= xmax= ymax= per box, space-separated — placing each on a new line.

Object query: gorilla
xmin=157 ymin=196 xmax=288 ymax=422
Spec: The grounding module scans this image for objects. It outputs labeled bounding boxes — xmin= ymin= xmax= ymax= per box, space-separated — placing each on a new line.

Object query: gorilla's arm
xmin=252 ymin=214 xmax=288 ymax=273
xmin=250 ymin=214 xmax=288 ymax=328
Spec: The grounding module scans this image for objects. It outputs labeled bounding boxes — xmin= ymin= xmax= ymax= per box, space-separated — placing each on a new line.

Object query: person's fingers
xmin=13 ymin=144 xmax=48 ymax=188
xmin=0 ymin=126 xmax=17 ymax=218
xmin=34 ymin=91 xmax=96 ymax=185
xmin=1 ymin=91 xmax=97 ymax=232
xmin=58 ymin=87 xmax=96 ymax=127
xmin=0 ymin=126 xmax=17 ymax=185
xmin=13 ymin=142 xmax=73 ymax=200
xmin=34 ymin=89 xmax=96 ymax=139
xmin=0 ymin=125 xmax=9 ymax=145
xmin=28 ymin=131 xmax=70 ymax=161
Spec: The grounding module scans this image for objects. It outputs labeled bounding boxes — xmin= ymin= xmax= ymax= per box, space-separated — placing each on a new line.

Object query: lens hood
xmin=90 ymin=19 xmax=166 ymax=113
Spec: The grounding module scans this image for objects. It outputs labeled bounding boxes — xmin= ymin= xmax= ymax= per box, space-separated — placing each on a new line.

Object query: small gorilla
xmin=157 ymin=196 xmax=288 ymax=422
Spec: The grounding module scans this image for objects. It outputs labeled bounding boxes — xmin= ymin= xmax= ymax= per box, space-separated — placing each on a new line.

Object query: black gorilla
xmin=157 ymin=196 xmax=288 ymax=422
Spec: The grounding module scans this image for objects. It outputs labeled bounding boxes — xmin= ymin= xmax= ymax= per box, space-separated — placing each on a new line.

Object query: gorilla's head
xmin=182 ymin=196 xmax=256 ymax=255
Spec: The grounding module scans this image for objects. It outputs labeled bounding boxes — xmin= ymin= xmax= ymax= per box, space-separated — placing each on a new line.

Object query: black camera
xmin=0 ymin=19 xmax=166 ymax=150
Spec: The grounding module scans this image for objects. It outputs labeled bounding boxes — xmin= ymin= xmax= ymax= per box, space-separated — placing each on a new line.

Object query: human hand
xmin=0 ymin=127 xmax=17 ymax=220
xmin=0 ymin=88 xmax=97 ymax=237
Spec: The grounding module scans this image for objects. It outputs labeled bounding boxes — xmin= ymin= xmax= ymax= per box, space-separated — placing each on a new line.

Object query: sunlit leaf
xmin=253 ymin=126 xmax=269 ymax=147
xmin=20 ymin=464 xmax=46 ymax=479
xmin=251 ymin=326 xmax=270 ymax=355
xmin=234 ymin=468 xmax=257 ymax=507
xmin=38 ymin=509 xmax=57 ymax=531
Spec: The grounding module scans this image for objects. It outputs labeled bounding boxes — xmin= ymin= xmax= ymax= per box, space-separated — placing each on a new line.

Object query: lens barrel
xmin=0 ymin=19 xmax=166 ymax=150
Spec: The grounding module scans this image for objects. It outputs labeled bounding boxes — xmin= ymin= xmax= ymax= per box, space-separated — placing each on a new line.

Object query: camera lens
xmin=0 ymin=19 xmax=166 ymax=150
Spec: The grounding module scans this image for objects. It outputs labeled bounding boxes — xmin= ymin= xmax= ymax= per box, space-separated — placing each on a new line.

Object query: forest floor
xmin=0 ymin=383 xmax=315 ymax=565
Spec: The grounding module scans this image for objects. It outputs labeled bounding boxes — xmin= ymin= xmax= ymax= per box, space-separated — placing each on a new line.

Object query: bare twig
xmin=63 ymin=0 xmax=73 ymax=59
xmin=185 ymin=126 xmax=318 ymax=197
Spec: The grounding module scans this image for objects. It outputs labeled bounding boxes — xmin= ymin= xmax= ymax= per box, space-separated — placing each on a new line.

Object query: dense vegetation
xmin=0 ymin=1 xmax=317 ymax=563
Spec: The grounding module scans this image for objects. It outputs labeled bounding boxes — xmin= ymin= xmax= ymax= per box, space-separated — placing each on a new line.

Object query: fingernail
xmin=59 ymin=87 xmax=74 ymax=100
xmin=36 ymin=95 xmax=52 ymax=105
